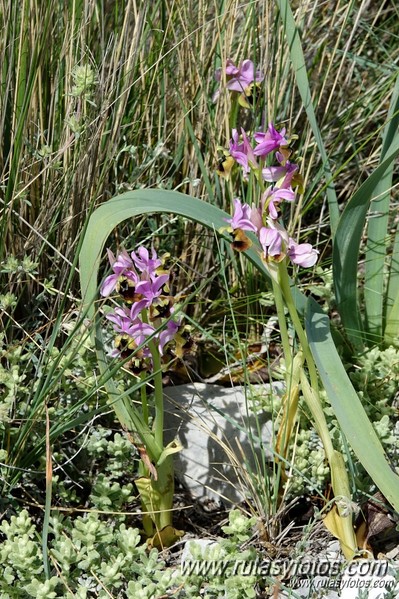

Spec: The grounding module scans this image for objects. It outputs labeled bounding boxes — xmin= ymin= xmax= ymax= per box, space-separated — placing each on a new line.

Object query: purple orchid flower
xmin=253 ymin=123 xmax=288 ymax=157
xmin=106 ymin=306 xmax=133 ymax=334
xmin=128 ymin=299 xmax=149 ymax=320
xmin=101 ymin=243 xmax=187 ymax=369
xmin=287 ymin=240 xmax=319 ymax=267
xmin=262 ymin=160 xmax=298 ymax=189
xmin=135 ymin=274 xmax=169 ymax=306
xmin=213 ymin=59 xmax=264 ymax=101
xmin=109 ymin=248 xmax=133 ymax=269
xmin=158 ymin=319 xmax=180 ymax=355
xmin=249 ymin=203 xmax=263 ymax=232
xmin=259 ymin=226 xmax=284 ymax=259
xmin=100 ymin=249 xmax=138 ymax=297
xmin=225 ymin=198 xmax=258 ymax=232
xmin=131 ymin=246 xmax=162 ymax=278
xmin=229 ymin=129 xmax=258 ymax=173
xmin=259 ymin=225 xmax=318 ymax=267
xmin=106 ymin=299 xmax=148 ymax=334
xmin=262 ymin=186 xmax=296 ymax=219
xmin=129 ymin=320 xmax=156 ymax=349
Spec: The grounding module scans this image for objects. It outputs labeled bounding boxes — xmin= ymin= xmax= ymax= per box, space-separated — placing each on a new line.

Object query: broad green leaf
xmin=364 ymin=74 xmax=399 ymax=343
xmin=276 ymin=0 xmax=339 ymax=233
xmin=333 ymin=137 xmax=399 ymax=349
xmin=306 ymin=297 xmax=399 ymax=512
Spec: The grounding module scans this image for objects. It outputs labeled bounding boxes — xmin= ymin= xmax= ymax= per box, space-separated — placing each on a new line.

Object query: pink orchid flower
xmin=229 ymin=129 xmax=258 ymax=174
xmin=259 ymin=226 xmax=284 ymax=259
xmin=262 ymin=160 xmax=298 ymax=189
xmin=287 ymin=240 xmax=319 ymax=267
xmin=225 ymin=198 xmax=258 ymax=232
xmin=253 ymin=123 xmax=289 ymax=157
xmin=135 ymin=274 xmax=169 ymax=306
xmin=262 ymin=187 xmax=296 ymax=220
xmin=100 ymin=249 xmax=138 ymax=297
xmin=158 ymin=319 xmax=180 ymax=355
xmin=213 ymin=59 xmax=264 ymax=101
xmin=131 ymin=246 xmax=162 ymax=278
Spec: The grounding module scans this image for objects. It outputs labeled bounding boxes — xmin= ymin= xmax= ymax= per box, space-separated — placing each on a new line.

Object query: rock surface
xmin=163 ymin=382 xmax=281 ymax=504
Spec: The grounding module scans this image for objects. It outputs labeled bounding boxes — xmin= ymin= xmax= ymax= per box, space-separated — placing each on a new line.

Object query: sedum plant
xmin=0 ymin=507 xmax=265 ymax=599
xmin=0 ymin=509 xmax=169 ymax=598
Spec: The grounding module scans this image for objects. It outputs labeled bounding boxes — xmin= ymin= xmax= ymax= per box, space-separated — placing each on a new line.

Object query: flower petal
xmin=100 ymin=274 xmax=119 ymax=296
xmin=288 ymin=240 xmax=319 ymax=267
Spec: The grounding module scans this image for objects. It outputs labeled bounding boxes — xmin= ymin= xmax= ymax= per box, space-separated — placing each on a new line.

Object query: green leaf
xmin=306 ymin=297 xmax=399 ymax=512
xmin=276 ymin=0 xmax=339 ymax=233
xmin=333 ymin=137 xmax=399 ymax=349
xmin=364 ymin=74 xmax=399 ymax=343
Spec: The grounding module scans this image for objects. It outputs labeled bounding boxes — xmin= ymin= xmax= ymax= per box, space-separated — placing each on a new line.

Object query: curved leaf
xmin=364 ymin=74 xmax=399 ymax=343
xmin=333 ymin=137 xmax=399 ymax=348
xmin=306 ymin=297 xmax=399 ymax=512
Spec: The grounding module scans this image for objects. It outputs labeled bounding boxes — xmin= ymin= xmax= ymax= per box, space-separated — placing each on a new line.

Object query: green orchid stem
xmin=140 ymin=373 xmax=149 ymax=425
xmin=137 ymin=454 xmax=175 ymax=535
xmin=148 ymin=338 xmax=164 ymax=450
xmin=277 ymin=260 xmax=332 ymax=454
xmin=141 ymin=309 xmax=164 ymax=449
xmin=271 ymin=275 xmax=292 ymax=373
xmin=277 ymin=261 xmax=319 ymax=391
xmin=300 ymin=369 xmax=334 ymax=460
xmin=137 ymin=310 xmax=176 ymax=540
xmin=94 ymin=320 xmax=161 ymax=461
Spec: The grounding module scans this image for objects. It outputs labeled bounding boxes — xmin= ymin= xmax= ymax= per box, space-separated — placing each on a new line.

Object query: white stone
xmin=163 ymin=382 xmax=280 ymax=504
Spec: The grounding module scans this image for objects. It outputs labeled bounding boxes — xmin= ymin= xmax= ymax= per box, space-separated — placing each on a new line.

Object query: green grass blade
xmin=364 ymin=74 xmax=399 ymax=343
xmin=306 ymin=297 xmax=399 ymax=512
xmin=333 ymin=137 xmax=399 ymax=349
xmin=276 ymin=0 xmax=339 ymax=234
xmin=175 ymin=93 xmax=215 ymax=203
xmin=1 ymin=2 xmax=52 ymax=259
